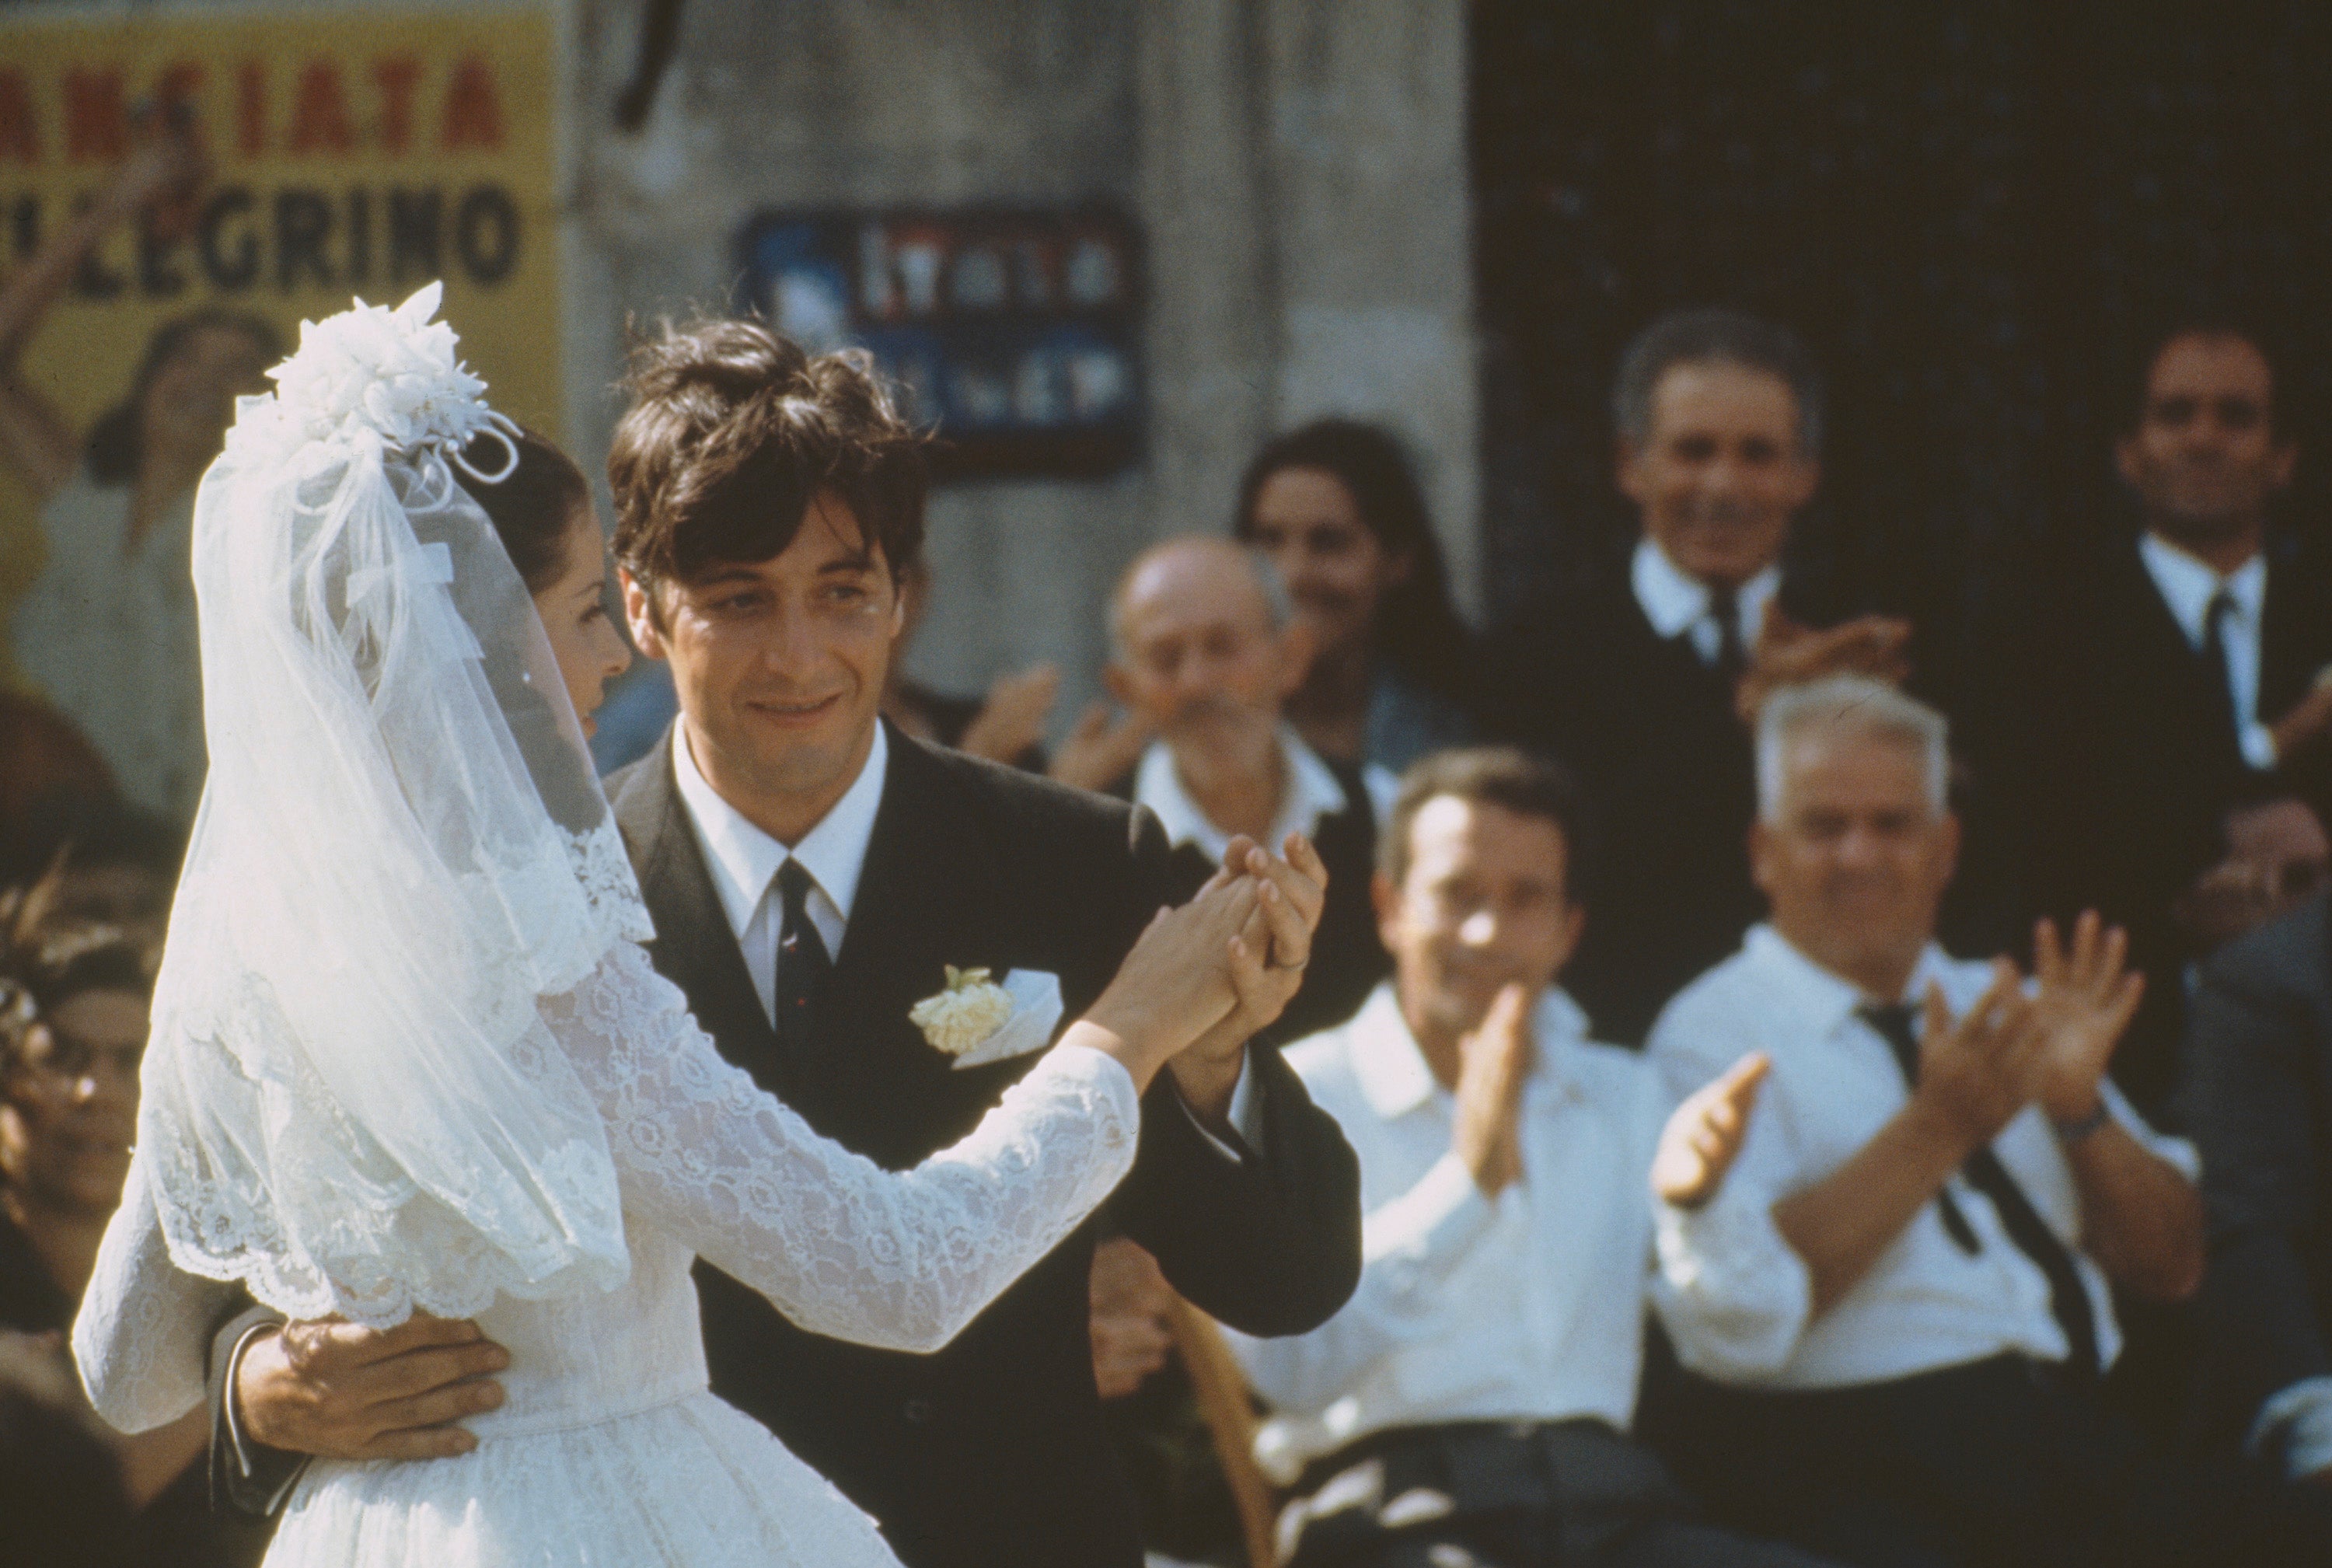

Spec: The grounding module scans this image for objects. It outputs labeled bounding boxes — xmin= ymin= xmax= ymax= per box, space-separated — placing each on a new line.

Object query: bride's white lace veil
xmin=138 ymin=285 xmax=650 ymax=1326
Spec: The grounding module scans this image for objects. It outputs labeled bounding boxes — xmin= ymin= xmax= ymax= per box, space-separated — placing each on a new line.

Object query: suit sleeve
xmin=204 ymin=1304 xmax=307 ymax=1516
xmin=2180 ymin=922 xmax=2332 ymax=1448
xmin=1104 ymin=804 xmax=1363 ymax=1338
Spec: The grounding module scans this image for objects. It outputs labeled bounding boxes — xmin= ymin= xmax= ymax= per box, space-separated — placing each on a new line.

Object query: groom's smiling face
xmin=624 ymin=492 xmax=904 ymax=845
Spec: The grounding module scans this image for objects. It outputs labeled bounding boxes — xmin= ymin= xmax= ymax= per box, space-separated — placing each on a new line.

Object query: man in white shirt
xmin=1650 ymin=675 xmax=2332 ymax=1566
xmin=1110 ymin=536 xmax=1393 ymax=1043
xmin=1231 ymin=747 xmax=1835 ymax=1568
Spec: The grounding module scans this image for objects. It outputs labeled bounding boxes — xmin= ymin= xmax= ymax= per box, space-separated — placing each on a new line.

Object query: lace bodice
xmin=75 ymin=941 xmax=1140 ymax=1436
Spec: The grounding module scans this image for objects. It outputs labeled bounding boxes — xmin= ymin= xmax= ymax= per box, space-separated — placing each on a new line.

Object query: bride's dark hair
xmin=456 ymin=425 xmax=592 ymax=595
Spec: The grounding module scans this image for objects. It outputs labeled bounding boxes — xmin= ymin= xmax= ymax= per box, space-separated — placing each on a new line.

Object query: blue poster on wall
xmin=734 ymin=206 xmax=1143 ymax=479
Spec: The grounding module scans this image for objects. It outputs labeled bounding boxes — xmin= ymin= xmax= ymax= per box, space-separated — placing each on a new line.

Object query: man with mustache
xmin=1483 ymin=309 xmax=1911 ymax=1046
xmin=1108 ymin=537 xmax=1392 ymax=1046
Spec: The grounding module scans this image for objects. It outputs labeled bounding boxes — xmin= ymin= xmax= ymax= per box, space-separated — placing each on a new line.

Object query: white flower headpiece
xmin=227 ymin=281 xmax=516 ymax=480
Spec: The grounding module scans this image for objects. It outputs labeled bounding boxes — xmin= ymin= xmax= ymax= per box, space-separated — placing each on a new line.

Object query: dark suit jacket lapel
xmin=609 ymin=728 xmax=787 ymax=1094
xmin=805 ymin=725 xmax=1032 ymax=1166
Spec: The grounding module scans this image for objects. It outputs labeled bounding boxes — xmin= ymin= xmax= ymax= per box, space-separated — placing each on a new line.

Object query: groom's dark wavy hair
xmin=607 ymin=318 xmax=928 ymax=617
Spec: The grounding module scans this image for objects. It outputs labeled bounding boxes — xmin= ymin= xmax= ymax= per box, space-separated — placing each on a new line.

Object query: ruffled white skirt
xmin=265 ymin=1392 xmax=900 ymax=1567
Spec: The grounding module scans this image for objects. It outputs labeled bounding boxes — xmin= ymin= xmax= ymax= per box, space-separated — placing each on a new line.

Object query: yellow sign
xmin=0 ymin=4 xmax=562 ymax=632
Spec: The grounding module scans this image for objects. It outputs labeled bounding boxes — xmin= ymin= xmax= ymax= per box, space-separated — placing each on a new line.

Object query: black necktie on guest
xmin=2196 ymin=588 xmax=2245 ymax=756
xmin=1707 ymin=581 xmax=1747 ymax=684
xmin=1859 ymin=1002 xmax=2102 ymax=1381
xmin=773 ymin=860 xmax=833 ymax=1071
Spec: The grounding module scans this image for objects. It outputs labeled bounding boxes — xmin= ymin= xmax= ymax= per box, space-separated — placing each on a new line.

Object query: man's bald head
xmin=1106 ymin=536 xmax=1312 ymax=768
xmin=1109 ymin=537 xmax=1291 ymax=658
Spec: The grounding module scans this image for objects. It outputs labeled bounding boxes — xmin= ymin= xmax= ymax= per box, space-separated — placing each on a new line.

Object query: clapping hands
xmin=1653 ymin=1051 xmax=1771 ymax=1210
xmin=2028 ymin=912 xmax=2144 ymax=1124
xmin=1733 ymin=602 xmax=1915 ymax=725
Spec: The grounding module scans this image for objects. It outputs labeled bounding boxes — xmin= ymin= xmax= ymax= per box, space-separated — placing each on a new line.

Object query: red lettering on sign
xmin=286 ymin=61 xmax=356 ymax=155
xmin=237 ymin=61 xmax=267 ymax=156
xmin=64 ymin=68 xmax=128 ymax=163
xmin=439 ymin=58 xmax=503 ymax=152
xmin=373 ymin=57 xmax=421 ymax=153
xmin=154 ymin=62 xmax=206 ymax=151
xmin=0 ymin=71 xmax=37 ymax=165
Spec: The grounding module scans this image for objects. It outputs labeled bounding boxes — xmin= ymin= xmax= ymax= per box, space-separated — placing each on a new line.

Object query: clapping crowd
xmin=4 ymin=132 xmax=2332 ymax=1568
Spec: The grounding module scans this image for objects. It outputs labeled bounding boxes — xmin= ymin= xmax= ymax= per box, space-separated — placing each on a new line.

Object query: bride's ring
xmin=1266 ymin=952 xmax=1310 ymax=973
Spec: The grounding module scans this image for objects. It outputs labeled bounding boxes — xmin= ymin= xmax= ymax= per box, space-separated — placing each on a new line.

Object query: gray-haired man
xmin=1646 ymin=675 xmax=2332 ymax=1566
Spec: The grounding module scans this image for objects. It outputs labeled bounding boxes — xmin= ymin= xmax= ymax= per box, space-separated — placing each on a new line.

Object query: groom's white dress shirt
xmin=676 ymin=721 xmax=888 ymax=1024
xmin=673 ymin=721 xmax=1262 ymax=1149
xmin=1227 ymin=983 xmax=1667 ymax=1482
xmin=1646 ymin=925 xmax=2197 ymax=1392
xmin=1632 ymin=536 xmax=1779 ymax=667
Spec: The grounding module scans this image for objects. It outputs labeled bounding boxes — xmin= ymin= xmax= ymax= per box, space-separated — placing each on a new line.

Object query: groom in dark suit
xmin=210 ymin=321 xmax=1361 ymax=1568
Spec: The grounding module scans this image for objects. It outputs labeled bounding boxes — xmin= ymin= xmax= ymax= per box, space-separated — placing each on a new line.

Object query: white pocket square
xmin=948 ymin=969 xmax=1064 ymax=1070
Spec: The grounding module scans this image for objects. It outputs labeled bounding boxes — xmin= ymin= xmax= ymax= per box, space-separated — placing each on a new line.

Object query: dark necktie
xmin=1707 ymin=581 xmax=1747 ymax=683
xmin=2196 ymin=589 xmax=2244 ymax=754
xmin=773 ymin=860 xmax=833 ymax=1070
xmin=1859 ymin=1003 xmax=2101 ymax=1381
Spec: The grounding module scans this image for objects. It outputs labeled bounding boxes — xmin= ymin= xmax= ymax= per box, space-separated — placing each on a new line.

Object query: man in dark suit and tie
xmin=1482 ymin=309 xmax=1910 ymax=1044
xmin=204 ymin=321 xmax=1363 ymax=1568
xmin=2032 ymin=321 xmax=2332 ymax=1113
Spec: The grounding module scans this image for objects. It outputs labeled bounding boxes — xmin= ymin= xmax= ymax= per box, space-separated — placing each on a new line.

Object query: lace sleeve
xmin=543 ymin=942 xmax=1140 ymax=1354
xmin=72 ymin=1155 xmax=240 ymax=1433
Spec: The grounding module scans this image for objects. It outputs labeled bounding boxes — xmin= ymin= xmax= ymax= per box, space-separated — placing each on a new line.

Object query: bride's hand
xmin=1069 ymin=878 xmax=1259 ymax=1092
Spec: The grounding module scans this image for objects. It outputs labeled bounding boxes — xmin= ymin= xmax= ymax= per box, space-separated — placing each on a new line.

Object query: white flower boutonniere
xmin=910 ymin=966 xmax=1017 ymax=1057
xmin=909 ymin=966 xmax=1067 ymax=1070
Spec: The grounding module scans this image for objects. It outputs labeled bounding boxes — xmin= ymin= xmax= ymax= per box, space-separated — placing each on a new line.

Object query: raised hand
xmin=2029 ymin=912 xmax=2145 ymax=1123
xmin=957 ymin=663 xmax=1060 ymax=765
xmin=1080 ymin=876 xmax=1259 ymax=1089
xmin=1048 ymin=698 xmax=1154 ymax=792
xmin=1909 ymin=962 xmax=2049 ymax=1157
xmin=1452 ymin=983 xmax=1533 ymax=1196
xmin=1733 ymin=602 xmax=1915 ymax=725
xmin=1653 ymin=1051 xmax=1771 ymax=1210
xmin=236 ymin=1315 xmax=510 ymax=1461
xmin=1164 ymin=832 xmax=1332 ymax=1121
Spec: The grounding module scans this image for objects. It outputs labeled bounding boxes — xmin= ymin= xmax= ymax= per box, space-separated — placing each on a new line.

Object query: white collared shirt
xmin=2138 ymin=532 xmax=2275 ymax=770
xmin=1632 ymin=537 xmax=1780 ymax=668
xmin=1646 ymin=925 xmax=2199 ymax=1392
xmin=1133 ymin=727 xmax=1390 ymax=862
xmin=672 ymin=721 xmax=889 ymax=1025
xmin=1226 ymin=983 xmax=1668 ymax=1480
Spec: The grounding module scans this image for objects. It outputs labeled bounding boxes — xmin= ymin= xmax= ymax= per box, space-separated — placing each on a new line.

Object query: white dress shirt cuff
xmin=1360 ymin=1151 xmax=1497 ymax=1275
xmin=1652 ymin=1188 xmax=1813 ymax=1385
xmin=2250 ymin=1375 xmax=2332 ymax=1481
xmin=222 ymin=1321 xmax=307 ymax=1513
xmin=2241 ymin=719 xmax=2281 ymax=772
xmin=1179 ymin=1047 xmax=1265 ymax=1161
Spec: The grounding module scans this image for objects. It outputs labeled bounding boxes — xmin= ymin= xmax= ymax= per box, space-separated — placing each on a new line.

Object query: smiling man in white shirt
xmin=1649 ymin=675 xmax=2332 ymax=1567
xmin=1231 ymin=747 xmax=1836 ymax=1568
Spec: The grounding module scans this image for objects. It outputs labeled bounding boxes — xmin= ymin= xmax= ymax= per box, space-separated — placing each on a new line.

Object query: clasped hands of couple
xmin=233 ymin=833 xmax=1328 ymax=1465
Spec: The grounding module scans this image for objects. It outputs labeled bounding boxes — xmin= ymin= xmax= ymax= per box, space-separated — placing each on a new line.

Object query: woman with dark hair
xmin=1232 ymin=419 xmax=1474 ymax=774
xmin=1 ymin=130 xmax=278 ymax=822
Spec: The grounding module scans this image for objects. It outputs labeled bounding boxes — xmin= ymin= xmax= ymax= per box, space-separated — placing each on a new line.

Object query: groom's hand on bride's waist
xmin=237 ymin=1314 xmax=511 ymax=1461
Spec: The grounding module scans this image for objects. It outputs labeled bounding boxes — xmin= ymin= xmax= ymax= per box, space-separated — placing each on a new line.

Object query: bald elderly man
xmin=1106 ymin=536 xmax=1392 ymax=1045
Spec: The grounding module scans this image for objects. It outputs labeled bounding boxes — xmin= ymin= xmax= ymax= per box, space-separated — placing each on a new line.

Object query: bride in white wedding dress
xmin=69 ymin=288 xmax=1295 ymax=1566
